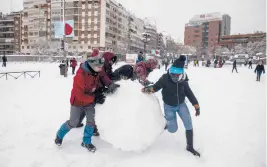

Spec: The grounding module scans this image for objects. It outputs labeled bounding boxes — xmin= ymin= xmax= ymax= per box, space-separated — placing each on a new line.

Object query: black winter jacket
xmin=153 ymin=73 xmax=198 ymax=106
xmin=113 ymin=64 xmax=134 ymax=81
xmin=255 ymin=64 xmax=265 ymax=73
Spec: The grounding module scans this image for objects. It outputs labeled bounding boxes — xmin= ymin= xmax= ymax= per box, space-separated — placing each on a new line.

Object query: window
xmin=27 ymin=46 xmax=29 ymax=49
xmin=80 ymin=46 xmax=83 ymax=49
xmin=88 ymin=46 xmax=91 ymax=49
xmin=73 ymin=46 xmax=76 ymax=49
xmin=22 ymin=46 xmax=24 ymax=49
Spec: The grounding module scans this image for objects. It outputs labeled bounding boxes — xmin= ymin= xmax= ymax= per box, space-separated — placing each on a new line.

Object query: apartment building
xmin=144 ymin=22 xmax=157 ymax=53
xmin=21 ymin=0 xmax=50 ymax=54
xmin=219 ymin=33 xmax=266 ymax=50
xmin=184 ymin=12 xmax=231 ymax=54
xmin=127 ymin=13 xmax=145 ymax=53
xmin=156 ymin=33 xmax=165 ymax=55
xmin=0 ymin=11 xmax=22 ymax=55
xmin=21 ymin=0 xmax=160 ymax=55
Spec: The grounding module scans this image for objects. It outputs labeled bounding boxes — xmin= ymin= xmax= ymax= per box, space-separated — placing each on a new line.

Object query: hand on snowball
xmin=193 ymin=104 xmax=200 ymax=116
xmin=141 ymin=85 xmax=154 ymax=94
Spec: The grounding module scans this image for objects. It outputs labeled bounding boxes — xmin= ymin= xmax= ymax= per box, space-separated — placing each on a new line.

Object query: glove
xmin=94 ymin=87 xmax=108 ymax=95
xmin=94 ymin=93 xmax=106 ymax=104
xmin=106 ymin=83 xmax=119 ymax=94
xmin=140 ymin=80 xmax=153 ymax=86
xmin=194 ymin=104 xmax=200 ymax=116
xmin=141 ymin=85 xmax=154 ymax=94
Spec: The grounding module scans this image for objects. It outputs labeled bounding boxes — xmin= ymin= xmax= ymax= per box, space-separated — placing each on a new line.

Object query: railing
xmin=0 ymin=71 xmax=40 ymax=80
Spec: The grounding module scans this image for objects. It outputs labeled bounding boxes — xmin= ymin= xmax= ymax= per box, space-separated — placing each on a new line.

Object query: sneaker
xmin=55 ymin=136 xmax=63 ymax=146
xmin=81 ymin=143 xmax=96 ymax=153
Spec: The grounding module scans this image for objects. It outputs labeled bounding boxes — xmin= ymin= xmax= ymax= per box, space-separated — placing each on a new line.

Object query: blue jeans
xmin=164 ymin=103 xmax=193 ymax=133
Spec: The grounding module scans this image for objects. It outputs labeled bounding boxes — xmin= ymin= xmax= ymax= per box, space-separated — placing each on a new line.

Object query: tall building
xmin=156 ymin=33 xmax=165 ymax=55
xmin=127 ymin=13 xmax=145 ymax=53
xmin=144 ymin=22 xmax=157 ymax=53
xmin=21 ymin=0 xmax=50 ymax=54
xmin=0 ymin=11 xmax=22 ymax=55
xmin=184 ymin=12 xmax=231 ymax=55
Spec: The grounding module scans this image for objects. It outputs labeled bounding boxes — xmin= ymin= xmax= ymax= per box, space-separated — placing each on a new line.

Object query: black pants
xmin=2 ymin=62 xmax=6 ymax=67
xmin=232 ymin=66 xmax=238 ymax=73
xmin=249 ymin=64 xmax=252 ymax=69
xmin=72 ymin=67 xmax=76 ymax=74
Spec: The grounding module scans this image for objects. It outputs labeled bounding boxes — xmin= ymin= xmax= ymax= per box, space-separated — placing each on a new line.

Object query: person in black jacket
xmin=142 ymin=55 xmax=200 ymax=157
xmin=248 ymin=60 xmax=253 ymax=69
xmin=232 ymin=59 xmax=238 ymax=73
xmin=112 ymin=64 xmax=134 ymax=81
xmin=2 ymin=55 xmax=7 ymax=67
xmin=254 ymin=61 xmax=265 ymax=81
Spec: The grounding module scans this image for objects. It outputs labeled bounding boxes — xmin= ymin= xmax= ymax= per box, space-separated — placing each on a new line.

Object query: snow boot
xmin=186 ymin=129 xmax=200 ymax=157
xmin=55 ymin=135 xmax=63 ymax=146
xmin=81 ymin=143 xmax=96 ymax=153
xmin=93 ymin=125 xmax=100 ymax=136
xmin=55 ymin=122 xmax=70 ymax=146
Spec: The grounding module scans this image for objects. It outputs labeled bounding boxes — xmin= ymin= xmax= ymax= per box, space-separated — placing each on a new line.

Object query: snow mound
xmin=95 ymin=80 xmax=165 ymax=152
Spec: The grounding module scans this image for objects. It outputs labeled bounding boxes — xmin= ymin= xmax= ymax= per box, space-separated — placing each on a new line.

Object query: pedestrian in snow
xmin=232 ymin=59 xmax=238 ymax=73
xmin=77 ymin=49 xmax=120 ymax=136
xmin=142 ymin=55 xmax=201 ymax=157
xmin=54 ymin=52 xmax=118 ymax=152
xmin=254 ymin=61 xmax=265 ymax=81
xmin=70 ymin=58 xmax=77 ymax=75
xmin=214 ymin=59 xmax=218 ymax=68
xmin=136 ymin=51 xmax=144 ymax=63
xmin=134 ymin=58 xmax=159 ymax=86
xmin=248 ymin=60 xmax=253 ymax=69
xmin=2 ymin=55 xmax=7 ymax=67
xmin=111 ymin=58 xmax=158 ymax=86
xmin=166 ymin=59 xmax=170 ymax=71
xmin=103 ymin=52 xmax=117 ymax=80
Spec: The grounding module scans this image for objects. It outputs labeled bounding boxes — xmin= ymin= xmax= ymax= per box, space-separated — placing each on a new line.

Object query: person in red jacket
xmin=54 ymin=51 xmax=118 ymax=153
xmin=103 ymin=52 xmax=117 ymax=80
xmin=70 ymin=58 xmax=77 ymax=75
xmin=133 ymin=58 xmax=159 ymax=86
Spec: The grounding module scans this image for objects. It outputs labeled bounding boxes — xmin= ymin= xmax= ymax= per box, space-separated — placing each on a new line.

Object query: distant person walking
xmin=254 ymin=61 xmax=265 ymax=82
xmin=248 ymin=60 xmax=253 ymax=69
xmin=2 ymin=55 xmax=7 ymax=67
xmin=70 ymin=58 xmax=77 ymax=75
xmin=232 ymin=60 xmax=238 ymax=73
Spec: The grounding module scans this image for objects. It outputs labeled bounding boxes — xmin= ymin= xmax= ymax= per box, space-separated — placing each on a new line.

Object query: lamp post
xmin=61 ymin=0 xmax=67 ymax=77
xmin=142 ymin=32 xmax=150 ymax=54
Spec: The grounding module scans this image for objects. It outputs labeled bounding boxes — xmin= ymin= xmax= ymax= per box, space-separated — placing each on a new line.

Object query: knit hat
xmin=87 ymin=49 xmax=104 ymax=67
xmin=170 ymin=55 xmax=186 ymax=74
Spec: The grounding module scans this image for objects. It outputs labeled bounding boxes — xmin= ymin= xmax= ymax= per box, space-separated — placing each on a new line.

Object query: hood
xmin=103 ymin=52 xmax=117 ymax=63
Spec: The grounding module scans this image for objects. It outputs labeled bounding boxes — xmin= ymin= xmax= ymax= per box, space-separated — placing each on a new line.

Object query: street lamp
xmin=142 ymin=32 xmax=150 ymax=54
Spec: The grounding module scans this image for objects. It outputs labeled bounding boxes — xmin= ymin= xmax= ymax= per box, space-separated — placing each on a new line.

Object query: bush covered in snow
xmin=95 ymin=80 xmax=166 ymax=152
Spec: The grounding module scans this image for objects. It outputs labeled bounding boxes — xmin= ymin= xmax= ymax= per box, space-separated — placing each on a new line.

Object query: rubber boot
xmin=186 ymin=129 xmax=200 ymax=157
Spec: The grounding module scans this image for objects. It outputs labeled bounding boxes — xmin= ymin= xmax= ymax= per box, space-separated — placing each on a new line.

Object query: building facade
xmin=144 ymin=22 xmax=157 ymax=53
xmin=0 ymin=11 xmax=22 ymax=55
xmin=219 ymin=33 xmax=266 ymax=50
xmin=21 ymin=0 xmax=50 ymax=54
xmin=184 ymin=12 xmax=231 ymax=55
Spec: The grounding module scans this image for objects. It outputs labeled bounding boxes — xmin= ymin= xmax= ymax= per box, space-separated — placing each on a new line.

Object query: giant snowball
xmin=95 ymin=80 xmax=165 ymax=152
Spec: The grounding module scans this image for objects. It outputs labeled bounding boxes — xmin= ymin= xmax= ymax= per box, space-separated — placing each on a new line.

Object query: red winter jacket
xmin=103 ymin=52 xmax=117 ymax=80
xmin=70 ymin=63 xmax=100 ymax=106
xmin=71 ymin=59 xmax=77 ymax=67
xmin=134 ymin=61 xmax=148 ymax=81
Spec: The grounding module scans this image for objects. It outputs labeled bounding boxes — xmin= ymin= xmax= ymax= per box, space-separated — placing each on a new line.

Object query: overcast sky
xmin=1 ymin=0 xmax=266 ymax=42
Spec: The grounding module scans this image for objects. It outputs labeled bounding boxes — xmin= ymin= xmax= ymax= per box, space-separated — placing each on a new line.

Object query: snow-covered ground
xmin=0 ymin=62 xmax=265 ymax=167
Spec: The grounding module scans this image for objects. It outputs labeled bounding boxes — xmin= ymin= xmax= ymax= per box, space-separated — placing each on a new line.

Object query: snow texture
xmin=0 ymin=61 xmax=265 ymax=167
xmin=95 ymin=79 xmax=166 ymax=152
